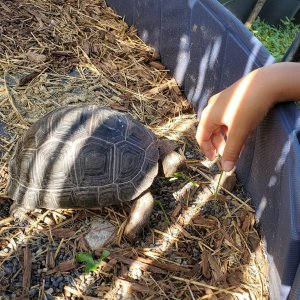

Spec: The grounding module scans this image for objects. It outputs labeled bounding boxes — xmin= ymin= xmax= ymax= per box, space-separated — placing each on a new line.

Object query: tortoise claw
xmin=9 ymin=203 xmax=30 ymax=221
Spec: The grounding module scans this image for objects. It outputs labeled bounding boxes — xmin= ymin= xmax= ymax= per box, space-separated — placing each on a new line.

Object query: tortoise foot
xmin=10 ymin=203 xmax=31 ymax=221
xmin=124 ymin=192 xmax=154 ymax=242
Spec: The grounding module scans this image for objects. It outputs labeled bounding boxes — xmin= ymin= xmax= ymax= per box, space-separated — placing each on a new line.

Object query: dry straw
xmin=0 ymin=0 xmax=268 ymax=299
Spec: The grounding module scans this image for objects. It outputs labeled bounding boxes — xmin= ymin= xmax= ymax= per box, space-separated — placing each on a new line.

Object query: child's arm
xmin=196 ymin=62 xmax=300 ymax=172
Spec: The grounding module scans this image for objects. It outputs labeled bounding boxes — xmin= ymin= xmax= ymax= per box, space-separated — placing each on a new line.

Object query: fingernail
xmin=207 ymin=150 xmax=216 ymax=161
xmin=222 ymin=160 xmax=235 ymax=172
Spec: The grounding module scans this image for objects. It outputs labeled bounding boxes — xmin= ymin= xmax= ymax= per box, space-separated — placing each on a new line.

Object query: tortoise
xmin=6 ymin=105 xmax=185 ymax=240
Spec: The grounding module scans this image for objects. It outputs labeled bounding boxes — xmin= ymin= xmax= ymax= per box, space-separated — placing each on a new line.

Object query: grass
xmin=251 ymin=17 xmax=300 ymax=61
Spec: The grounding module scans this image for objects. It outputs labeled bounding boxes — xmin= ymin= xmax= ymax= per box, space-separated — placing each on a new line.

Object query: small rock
xmin=55 ymin=276 xmax=64 ymax=285
xmin=176 ymin=258 xmax=182 ymax=264
xmin=84 ymin=219 xmax=116 ymax=251
xmin=169 ymin=201 xmax=175 ymax=209
xmin=44 ymin=281 xmax=50 ymax=289
xmin=29 ymin=288 xmax=38 ymax=298
xmin=46 ymin=288 xmax=54 ymax=294
xmin=214 ymin=172 xmax=237 ymax=192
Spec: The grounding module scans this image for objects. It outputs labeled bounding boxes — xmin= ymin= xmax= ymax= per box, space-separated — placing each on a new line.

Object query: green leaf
xmin=85 ymin=262 xmax=98 ymax=273
xmin=75 ymin=252 xmax=95 ymax=264
xmin=95 ymin=250 xmax=110 ymax=266
xmin=76 ymin=250 xmax=110 ymax=273
xmin=99 ymin=249 xmax=110 ymax=260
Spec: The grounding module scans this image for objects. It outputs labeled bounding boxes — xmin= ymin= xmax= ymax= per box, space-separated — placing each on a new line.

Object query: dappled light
xmin=0 ymin=0 xmax=283 ymax=299
xmin=174 ymin=35 xmax=190 ymax=86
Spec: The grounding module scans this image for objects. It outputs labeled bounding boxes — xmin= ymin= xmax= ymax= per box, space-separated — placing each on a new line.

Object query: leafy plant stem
xmin=214 ymin=170 xmax=224 ymax=201
xmin=155 ymin=200 xmax=170 ymax=224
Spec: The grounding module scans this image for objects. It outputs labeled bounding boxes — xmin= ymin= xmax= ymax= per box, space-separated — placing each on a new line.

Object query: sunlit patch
xmin=256 ymin=196 xmax=267 ymax=221
xmin=174 ymin=34 xmax=190 ymax=85
xmin=75 ymin=139 xmax=114 ymax=187
xmin=37 ymin=140 xmax=75 ymax=190
xmin=268 ymin=175 xmax=277 ymax=187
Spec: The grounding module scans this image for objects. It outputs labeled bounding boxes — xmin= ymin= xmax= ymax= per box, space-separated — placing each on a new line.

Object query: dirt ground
xmin=0 ymin=0 xmax=269 ymax=299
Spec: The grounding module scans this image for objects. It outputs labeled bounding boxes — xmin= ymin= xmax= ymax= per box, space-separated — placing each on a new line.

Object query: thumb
xmin=221 ymin=128 xmax=249 ymax=172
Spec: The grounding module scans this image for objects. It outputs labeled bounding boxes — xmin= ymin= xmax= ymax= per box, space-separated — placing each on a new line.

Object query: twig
xmin=3 ymin=73 xmax=27 ymax=124
xmin=214 ymin=170 xmax=223 ymax=201
xmin=171 ymin=276 xmax=239 ymax=296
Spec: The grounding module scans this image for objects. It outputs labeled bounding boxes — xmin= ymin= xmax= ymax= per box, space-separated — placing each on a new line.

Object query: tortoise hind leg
xmin=124 ymin=192 xmax=154 ymax=242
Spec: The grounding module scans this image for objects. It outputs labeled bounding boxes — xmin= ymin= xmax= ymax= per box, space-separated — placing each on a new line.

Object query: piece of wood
xmin=135 ymin=256 xmax=191 ymax=273
xmin=47 ymin=259 xmax=78 ymax=274
xmin=146 ymin=79 xmax=177 ymax=96
xmin=109 ymin=253 xmax=167 ymax=274
xmin=207 ymin=253 xmax=225 ymax=282
xmin=116 ymin=278 xmax=152 ymax=294
xmin=22 ymin=246 xmax=32 ymax=295
xmin=245 ymin=0 xmax=267 ymax=28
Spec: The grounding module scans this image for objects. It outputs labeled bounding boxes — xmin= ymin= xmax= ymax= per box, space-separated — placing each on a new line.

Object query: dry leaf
xmin=207 ymin=253 xmax=224 ymax=282
xmin=200 ymin=249 xmax=211 ymax=279
xmin=227 ymin=270 xmax=243 ymax=285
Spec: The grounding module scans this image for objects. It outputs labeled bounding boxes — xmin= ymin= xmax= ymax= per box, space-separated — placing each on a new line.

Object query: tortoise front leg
xmin=10 ymin=202 xmax=31 ymax=221
xmin=124 ymin=192 xmax=154 ymax=242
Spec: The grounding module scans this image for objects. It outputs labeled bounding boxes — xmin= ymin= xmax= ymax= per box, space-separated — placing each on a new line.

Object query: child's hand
xmin=196 ymin=62 xmax=300 ymax=172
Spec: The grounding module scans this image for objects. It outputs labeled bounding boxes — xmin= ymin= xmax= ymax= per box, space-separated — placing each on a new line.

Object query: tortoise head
xmin=156 ymin=139 xmax=186 ymax=178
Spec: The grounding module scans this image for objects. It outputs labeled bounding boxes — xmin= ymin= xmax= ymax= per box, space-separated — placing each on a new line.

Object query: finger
xmin=221 ymin=127 xmax=250 ymax=172
xmin=201 ymin=140 xmax=217 ymax=160
xmin=212 ymin=133 xmax=226 ymax=156
xmin=196 ymin=116 xmax=219 ymax=160
xmin=195 ymin=108 xmax=220 ymax=143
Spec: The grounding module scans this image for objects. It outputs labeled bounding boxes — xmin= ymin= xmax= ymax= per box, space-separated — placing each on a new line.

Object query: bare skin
xmin=196 ymin=62 xmax=300 ymax=172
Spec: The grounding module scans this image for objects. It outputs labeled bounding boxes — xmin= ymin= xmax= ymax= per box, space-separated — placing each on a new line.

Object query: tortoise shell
xmin=6 ymin=106 xmax=159 ymax=209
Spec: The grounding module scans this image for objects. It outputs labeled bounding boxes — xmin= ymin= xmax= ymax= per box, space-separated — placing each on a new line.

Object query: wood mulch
xmin=0 ymin=0 xmax=269 ymax=299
